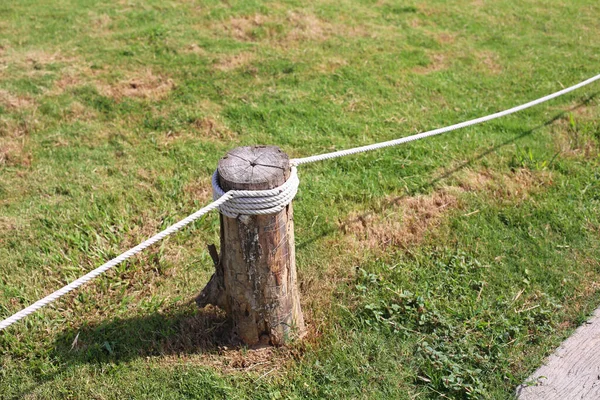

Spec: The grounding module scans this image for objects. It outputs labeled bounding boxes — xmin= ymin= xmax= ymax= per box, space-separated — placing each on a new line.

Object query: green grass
xmin=1 ymin=0 xmax=599 ymax=398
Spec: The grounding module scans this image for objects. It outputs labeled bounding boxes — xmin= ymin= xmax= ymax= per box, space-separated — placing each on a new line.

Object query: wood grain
xmin=517 ymin=307 xmax=600 ymax=399
xmin=198 ymin=146 xmax=305 ymax=346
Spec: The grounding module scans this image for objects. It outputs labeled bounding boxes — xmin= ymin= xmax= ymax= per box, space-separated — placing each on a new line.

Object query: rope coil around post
xmin=211 ymin=166 xmax=299 ymax=218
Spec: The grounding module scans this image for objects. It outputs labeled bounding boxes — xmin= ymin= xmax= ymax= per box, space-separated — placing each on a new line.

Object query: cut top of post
xmin=218 ymin=146 xmax=290 ymax=192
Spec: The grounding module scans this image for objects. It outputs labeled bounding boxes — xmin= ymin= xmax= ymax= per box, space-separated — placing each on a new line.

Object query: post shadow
xmin=12 ymin=304 xmax=233 ymax=399
xmin=51 ymin=303 xmax=233 ymax=367
xmin=297 ymin=92 xmax=597 ymax=249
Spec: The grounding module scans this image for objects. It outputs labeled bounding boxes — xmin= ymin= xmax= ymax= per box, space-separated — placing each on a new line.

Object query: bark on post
xmin=197 ymin=145 xmax=305 ymax=346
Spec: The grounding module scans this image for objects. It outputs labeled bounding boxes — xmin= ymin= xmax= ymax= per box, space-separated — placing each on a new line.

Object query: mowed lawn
xmin=1 ymin=0 xmax=599 ymax=398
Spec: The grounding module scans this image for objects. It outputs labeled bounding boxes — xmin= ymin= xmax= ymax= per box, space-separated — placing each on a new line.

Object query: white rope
xmin=212 ymin=167 xmax=299 ymax=218
xmin=0 ymin=172 xmax=299 ymax=331
xmin=291 ymin=73 xmax=600 ymax=165
xmin=0 ymin=196 xmax=231 ymax=331
xmin=1 ymin=73 xmax=598 ymax=331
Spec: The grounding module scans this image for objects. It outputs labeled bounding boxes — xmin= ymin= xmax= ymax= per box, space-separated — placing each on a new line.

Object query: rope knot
xmin=212 ymin=167 xmax=299 ymax=218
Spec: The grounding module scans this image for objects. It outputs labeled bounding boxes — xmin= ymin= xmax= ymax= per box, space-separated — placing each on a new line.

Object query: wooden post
xmin=197 ymin=145 xmax=305 ymax=346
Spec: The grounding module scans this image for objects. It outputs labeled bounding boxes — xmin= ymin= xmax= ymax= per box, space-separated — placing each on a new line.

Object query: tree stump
xmin=197 ymin=146 xmax=305 ymax=346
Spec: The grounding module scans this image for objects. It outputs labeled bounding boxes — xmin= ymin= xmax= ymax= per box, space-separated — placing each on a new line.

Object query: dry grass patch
xmin=285 ymin=12 xmax=330 ymax=42
xmin=571 ymin=102 xmax=599 ymax=118
xmin=23 ymin=50 xmax=74 ymax=67
xmin=0 ymin=50 xmax=76 ymax=78
xmin=183 ymin=176 xmax=212 ymax=203
xmin=555 ymin=254 xmax=600 ymax=330
xmin=299 ymin=238 xmax=367 ymax=333
xmin=340 ymin=168 xmax=554 ymax=252
xmin=342 ymin=190 xmax=458 ymax=251
xmin=286 ymin=11 xmax=369 ymax=42
xmin=65 ymin=101 xmax=98 ymax=122
xmin=476 ymin=50 xmax=502 ymax=74
xmin=0 ymin=89 xmax=34 ymax=110
xmin=89 ymin=12 xmax=112 ymax=31
xmin=435 ymin=32 xmax=456 ymax=44
xmin=55 ymin=71 xmax=83 ymax=92
xmin=192 ymin=117 xmax=236 ymax=140
xmin=413 ymin=52 xmax=449 ymax=74
xmin=418 ymin=4 xmax=443 ymax=17
xmin=551 ymin=114 xmax=599 ymax=159
xmin=61 ymin=300 xmax=300 ymax=376
xmin=317 ymin=57 xmax=348 ymax=74
xmin=457 ymin=168 xmax=553 ymax=200
xmin=48 ymin=64 xmax=102 ymax=96
xmin=218 ymin=12 xmax=369 ymax=45
xmin=409 ymin=18 xmax=422 ymax=28
xmin=159 ymin=344 xmax=292 ymax=375
xmin=0 ymin=136 xmax=30 ymax=167
xmin=120 ymin=211 xmax=163 ymax=251
xmin=185 ymin=43 xmax=207 ymax=55
xmin=213 ymin=52 xmax=255 ymax=72
xmin=98 ymin=70 xmax=174 ymax=100
xmin=224 ymin=14 xmax=269 ymax=41
xmin=0 ymin=216 xmax=23 ymax=233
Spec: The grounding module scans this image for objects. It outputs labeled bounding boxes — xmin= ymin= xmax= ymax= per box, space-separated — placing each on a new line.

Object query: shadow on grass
xmin=52 ymin=303 xmax=233 ymax=365
xmin=11 ymin=305 xmax=233 ymax=398
xmin=297 ymin=92 xmax=598 ymax=250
